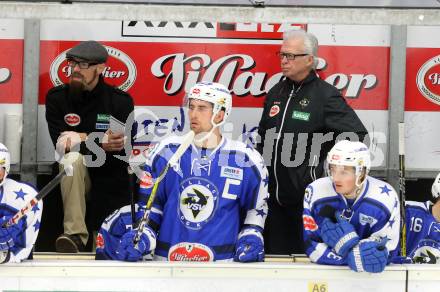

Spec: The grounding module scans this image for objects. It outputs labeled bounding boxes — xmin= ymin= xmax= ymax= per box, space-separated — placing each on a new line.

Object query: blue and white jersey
xmin=405 ymin=201 xmax=440 ymax=259
xmin=303 ymin=176 xmax=400 ymax=265
xmin=138 ymin=135 xmax=269 ymax=261
xmin=0 ymin=178 xmax=43 ymax=263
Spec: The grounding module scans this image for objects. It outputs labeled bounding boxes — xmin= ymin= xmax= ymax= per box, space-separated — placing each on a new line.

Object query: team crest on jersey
xmin=303 ymin=215 xmax=318 ymax=231
xmin=168 ymin=242 xmax=214 ymax=261
xmin=179 ymin=177 xmax=219 ymax=229
xmin=410 ymin=239 xmax=440 ymax=262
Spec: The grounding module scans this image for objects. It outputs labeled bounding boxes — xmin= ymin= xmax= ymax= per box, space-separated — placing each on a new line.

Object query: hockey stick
xmin=2 ymin=165 xmax=73 ymax=228
xmin=398 ymin=122 xmax=407 ymax=257
xmin=133 ymin=130 xmax=195 ymax=244
xmin=127 ymin=166 xmax=136 ymax=226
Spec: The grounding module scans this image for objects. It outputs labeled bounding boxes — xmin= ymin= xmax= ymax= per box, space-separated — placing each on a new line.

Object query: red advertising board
xmin=38 ymin=41 xmax=389 ymax=110
xmin=406 ymin=48 xmax=440 ymax=111
xmin=0 ymin=39 xmax=23 ymax=104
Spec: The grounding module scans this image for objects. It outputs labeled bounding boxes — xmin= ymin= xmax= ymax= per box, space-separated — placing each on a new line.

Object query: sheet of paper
xmin=109 ymin=115 xmax=125 ymax=134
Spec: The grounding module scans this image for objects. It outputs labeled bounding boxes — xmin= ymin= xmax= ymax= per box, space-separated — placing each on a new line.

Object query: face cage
xmin=0 ymin=167 xmax=7 ymax=187
xmin=326 ymin=162 xmax=368 ymax=189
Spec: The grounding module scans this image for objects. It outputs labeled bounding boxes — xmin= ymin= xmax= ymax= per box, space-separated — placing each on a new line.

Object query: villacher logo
xmin=49 ymin=45 xmax=137 ymax=91
xmin=416 ymin=55 xmax=440 ymax=106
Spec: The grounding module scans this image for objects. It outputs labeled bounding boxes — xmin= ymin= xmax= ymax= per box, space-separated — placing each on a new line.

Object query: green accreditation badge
xmin=292 ymin=110 xmax=310 ymax=121
xmin=97 ymin=114 xmax=110 ymax=122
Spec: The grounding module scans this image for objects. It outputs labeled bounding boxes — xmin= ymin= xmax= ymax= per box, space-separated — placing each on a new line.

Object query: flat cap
xmin=66 ymin=40 xmax=108 ymax=63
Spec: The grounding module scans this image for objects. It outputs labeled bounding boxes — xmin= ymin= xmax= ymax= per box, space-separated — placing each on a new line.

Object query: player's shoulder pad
xmin=146 ymin=134 xmax=189 ymax=165
xmin=405 ymin=200 xmax=430 ymax=212
xmin=3 ymin=178 xmax=38 ymax=196
xmin=304 ymin=177 xmax=335 ymax=208
xmin=364 ymin=176 xmax=398 ymax=210
xmin=101 ymin=204 xmax=135 ymax=231
xmin=222 ymin=138 xmax=267 ymax=173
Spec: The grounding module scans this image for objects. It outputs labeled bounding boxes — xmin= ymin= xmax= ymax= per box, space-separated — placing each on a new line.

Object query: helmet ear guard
xmin=185 ymin=82 xmax=232 ymax=145
xmin=0 ymin=143 xmax=11 ymax=186
xmin=432 ymin=173 xmax=440 ymax=202
xmin=326 ymin=140 xmax=371 ymax=187
xmin=185 ymin=81 xmax=232 ymax=127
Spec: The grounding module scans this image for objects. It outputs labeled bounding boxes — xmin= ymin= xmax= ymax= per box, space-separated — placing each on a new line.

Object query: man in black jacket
xmin=45 ymin=41 xmax=134 ymax=252
xmin=257 ymin=29 xmax=368 ymax=255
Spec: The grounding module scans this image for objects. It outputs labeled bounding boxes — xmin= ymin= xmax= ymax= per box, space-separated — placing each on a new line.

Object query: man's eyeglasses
xmin=276 ymin=52 xmax=309 ymax=61
xmin=67 ymin=60 xmax=98 ymax=69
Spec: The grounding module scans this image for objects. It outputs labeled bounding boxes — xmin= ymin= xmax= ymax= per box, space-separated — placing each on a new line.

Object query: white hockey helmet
xmin=327 ymin=140 xmax=371 ymax=185
xmin=432 ymin=172 xmax=440 ymax=201
xmin=0 ymin=143 xmax=10 ymax=186
xmin=186 ymin=81 xmax=232 ymax=127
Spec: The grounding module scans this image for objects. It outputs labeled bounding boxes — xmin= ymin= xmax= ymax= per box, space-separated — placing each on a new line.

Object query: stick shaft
xmin=398 ymin=122 xmax=406 ymax=257
xmin=4 ymin=166 xmax=71 ymax=227
xmin=134 ymin=131 xmax=194 ymax=243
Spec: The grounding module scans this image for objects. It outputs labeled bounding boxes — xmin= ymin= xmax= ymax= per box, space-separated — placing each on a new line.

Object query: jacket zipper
xmin=274 ymin=86 xmax=296 ymax=206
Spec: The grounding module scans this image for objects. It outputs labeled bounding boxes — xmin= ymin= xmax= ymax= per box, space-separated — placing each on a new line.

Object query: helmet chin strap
xmin=350 ymin=175 xmax=367 ymax=198
xmin=193 ymin=126 xmax=218 ymax=148
xmin=193 ymin=110 xmax=225 ymax=148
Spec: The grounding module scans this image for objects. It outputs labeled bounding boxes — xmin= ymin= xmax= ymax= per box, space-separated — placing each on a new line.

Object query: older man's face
xmin=279 ymin=38 xmax=314 ymax=82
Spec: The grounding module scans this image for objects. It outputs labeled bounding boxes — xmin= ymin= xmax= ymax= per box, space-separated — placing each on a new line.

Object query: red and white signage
xmin=36 ymin=20 xmax=391 ymax=166
xmin=404 ymin=26 xmax=440 ymax=169
xmin=38 ymin=22 xmax=389 ymax=110
xmin=0 ymin=19 xmax=23 ymax=104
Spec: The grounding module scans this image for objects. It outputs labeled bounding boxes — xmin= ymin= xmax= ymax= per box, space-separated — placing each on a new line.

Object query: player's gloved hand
xmin=0 ymin=216 xmax=22 ymax=251
xmin=115 ymin=225 xmax=156 ymax=262
xmin=320 ymin=212 xmax=359 ymax=257
xmin=347 ymin=238 xmax=389 ymax=273
xmin=234 ymin=226 xmax=264 ymax=263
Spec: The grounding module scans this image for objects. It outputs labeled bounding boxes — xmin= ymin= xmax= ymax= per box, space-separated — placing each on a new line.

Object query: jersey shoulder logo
xmin=303 ymin=214 xmax=318 ymax=231
xmin=359 ymin=212 xmax=378 ymax=227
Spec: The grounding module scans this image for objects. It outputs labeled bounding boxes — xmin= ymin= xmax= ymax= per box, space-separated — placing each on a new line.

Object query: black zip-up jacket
xmin=45 ymin=78 xmax=134 ymax=224
xmin=257 ymin=72 xmax=368 ymax=207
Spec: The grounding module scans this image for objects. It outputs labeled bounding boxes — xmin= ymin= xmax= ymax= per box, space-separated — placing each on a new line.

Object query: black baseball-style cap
xmin=66 ymin=40 xmax=108 ymax=63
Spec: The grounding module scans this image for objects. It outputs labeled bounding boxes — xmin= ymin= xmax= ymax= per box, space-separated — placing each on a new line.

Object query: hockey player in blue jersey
xmin=96 ymin=82 xmax=269 ymax=262
xmin=0 ymin=143 xmax=43 ymax=263
xmin=401 ymin=173 xmax=440 ymax=264
xmin=303 ymin=140 xmax=400 ymax=273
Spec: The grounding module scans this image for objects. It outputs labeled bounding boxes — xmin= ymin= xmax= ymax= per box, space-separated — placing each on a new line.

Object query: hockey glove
xmin=115 ymin=225 xmax=156 ymax=262
xmin=0 ymin=216 xmax=23 ymax=251
xmin=320 ymin=212 xmax=359 ymax=257
xmin=347 ymin=238 xmax=389 ymax=273
xmin=234 ymin=227 xmax=264 ymax=263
